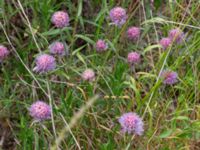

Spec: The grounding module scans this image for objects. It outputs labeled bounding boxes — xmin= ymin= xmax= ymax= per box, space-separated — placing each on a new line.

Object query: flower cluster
xmin=159 ymin=37 xmax=171 ymax=49
xmin=0 ymin=45 xmax=9 ymax=62
xmin=169 ymin=28 xmax=184 ymax=43
xmin=49 ymin=41 xmax=66 ymax=56
xmin=81 ymin=69 xmax=95 ymax=82
xmin=95 ymin=39 xmax=108 ymax=52
xmin=127 ymin=52 xmax=140 ymax=64
xmin=161 ymin=70 xmax=178 ymax=85
xmin=118 ymin=112 xmax=144 ymax=135
xmin=127 ymin=26 xmax=140 ymax=41
xmin=29 ymin=101 xmax=51 ymax=121
xmin=0 ymin=6 xmax=184 ymax=139
xmin=109 ymin=7 xmax=128 ymax=27
xmin=33 ymin=54 xmax=56 ymax=73
xmin=33 ymin=10 xmax=71 ymax=74
xmin=51 ymin=11 xmax=70 ymax=28
xmin=159 ymin=28 xmax=185 ymax=49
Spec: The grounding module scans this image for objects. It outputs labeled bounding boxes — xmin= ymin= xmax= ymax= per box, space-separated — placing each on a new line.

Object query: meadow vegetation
xmin=0 ymin=0 xmax=200 ymax=149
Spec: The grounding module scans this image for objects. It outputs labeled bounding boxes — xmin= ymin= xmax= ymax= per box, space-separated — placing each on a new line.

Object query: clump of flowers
xmin=29 ymin=101 xmax=51 ymax=121
xmin=33 ymin=54 xmax=56 ymax=73
xmin=81 ymin=69 xmax=95 ymax=82
xmin=169 ymin=28 xmax=184 ymax=43
xmin=109 ymin=7 xmax=127 ymax=27
xmin=95 ymin=39 xmax=108 ymax=52
xmin=118 ymin=112 xmax=144 ymax=135
xmin=127 ymin=52 xmax=140 ymax=64
xmin=127 ymin=26 xmax=140 ymax=41
xmin=159 ymin=37 xmax=172 ymax=49
xmin=0 ymin=45 xmax=9 ymax=62
xmin=161 ymin=70 xmax=178 ymax=85
xmin=51 ymin=11 xmax=70 ymax=28
xmin=49 ymin=41 xmax=65 ymax=56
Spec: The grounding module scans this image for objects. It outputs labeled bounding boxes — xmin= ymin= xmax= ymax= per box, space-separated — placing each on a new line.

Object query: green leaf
xmin=77 ymin=0 xmax=82 ymax=18
xmin=72 ymin=45 xmax=86 ymax=55
xmin=76 ymin=52 xmax=87 ymax=66
xmin=172 ymin=116 xmax=190 ymax=121
xmin=159 ymin=129 xmax=173 ymax=138
xmin=154 ymin=0 xmax=162 ymax=10
xmin=143 ymin=44 xmax=162 ymax=54
xmin=42 ymin=27 xmax=72 ymax=36
xmin=75 ymin=34 xmax=95 ymax=45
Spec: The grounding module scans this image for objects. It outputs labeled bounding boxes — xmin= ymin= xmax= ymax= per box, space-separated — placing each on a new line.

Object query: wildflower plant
xmin=81 ymin=69 xmax=95 ymax=82
xmin=127 ymin=52 xmax=141 ymax=64
xmin=95 ymin=39 xmax=108 ymax=52
xmin=119 ymin=112 xmax=144 ymax=135
xmin=109 ymin=7 xmax=127 ymax=27
xmin=33 ymin=54 xmax=56 ymax=73
xmin=169 ymin=28 xmax=185 ymax=44
xmin=29 ymin=101 xmax=51 ymax=121
xmin=0 ymin=1 xmax=198 ymax=150
xmin=161 ymin=70 xmax=178 ymax=85
xmin=0 ymin=45 xmax=9 ymax=62
xmin=51 ymin=11 xmax=70 ymax=28
xmin=49 ymin=41 xmax=66 ymax=56
xmin=127 ymin=26 xmax=140 ymax=41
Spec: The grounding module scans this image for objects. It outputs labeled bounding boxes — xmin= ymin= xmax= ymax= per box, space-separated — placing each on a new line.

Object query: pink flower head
xmin=29 ymin=101 xmax=51 ymax=121
xmin=118 ymin=112 xmax=144 ymax=135
xmin=0 ymin=45 xmax=9 ymax=62
xmin=33 ymin=54 xmax=56 ymax=73
xmin=159 ymin=37 xmax=172 ymax=49
xmin=127 ymin=52 xmax=140 ymax=64
xmin=51 ymin=11 xmax=69 ymax=28
xmin=109 ymin=7 xmax=127 ymax=27
xmin=49 ymin=41 xmax=65 ymax=55
xmin=161 ymin=70 xmax=178 ymax=85
xmin=81 ymin=69 xmax=95 ymax=82
xmin=127 ymin=26 xmax=140 ymax=40
xmin=169 ymin=28 xmax=184 ymax=43
xmin=95 ymin=39 xmax=108 ymax=52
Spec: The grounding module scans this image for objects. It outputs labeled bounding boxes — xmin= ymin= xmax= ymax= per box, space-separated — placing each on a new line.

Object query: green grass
xmin=0 ymin=0 xmax=200 ymax=149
